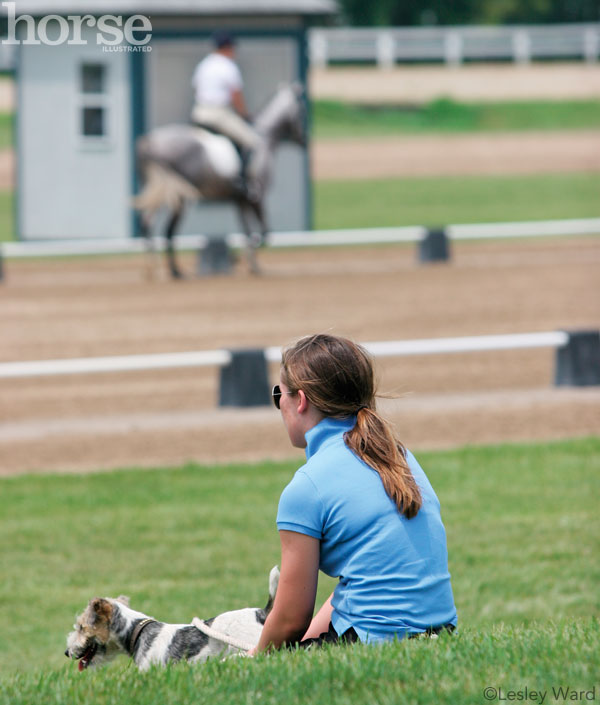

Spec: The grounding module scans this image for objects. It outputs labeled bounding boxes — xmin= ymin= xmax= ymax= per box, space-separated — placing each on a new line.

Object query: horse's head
xmin=282 ymin=83 xmax=307 ymax=148
xmin=254 ymin=83 xmax=307 ymax=148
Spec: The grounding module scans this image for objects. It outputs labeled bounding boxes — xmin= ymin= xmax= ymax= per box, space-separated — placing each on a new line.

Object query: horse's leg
xmin=249 ymin=199 xmax=268 ymax=247
xmin=165 ymin=200 xmax=185 ymax=279
xmin=139 ymin=211 xmax=159 ymax=281
xmin=237 ymin=201 xmax=260 ymax=275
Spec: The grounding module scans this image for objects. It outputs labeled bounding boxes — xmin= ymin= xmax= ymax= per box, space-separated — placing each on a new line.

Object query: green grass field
xmin=2 ymin=621 xmax=598 ymax=705
xmin=314 ymin=171 xmax=600 ymax=230
xmin=0 ymin=190 xmax=13 ymax=242
xmin=1 ymin=172 xmax=597 ymax=243
xmin=0 ymin=112 xmax=12 ymax=151
xmin=311 ymin=98 xmax=600 ymax=138
xmin=1 ymin=438 xmax=598 ymax=703
xmin=0 ymin=111 xmax=14 ymax=242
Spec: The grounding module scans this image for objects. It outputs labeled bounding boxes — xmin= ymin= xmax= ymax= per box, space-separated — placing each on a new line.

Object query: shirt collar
xmin=305 ymin=416 xmax=356 ymax=460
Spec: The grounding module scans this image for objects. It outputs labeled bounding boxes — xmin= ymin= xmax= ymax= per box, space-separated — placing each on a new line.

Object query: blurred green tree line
xmin=338 ymin=0 xmax=598 ymax=26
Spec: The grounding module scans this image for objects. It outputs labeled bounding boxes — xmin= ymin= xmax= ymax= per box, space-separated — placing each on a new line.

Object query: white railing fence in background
xmin=309 ymin=23 xmax=600 ymax=68
xmin=2 ymin=331 xmax=598 ymax=406
xmin=3 ymin=218 xmax=599 ymax=261
xmin=0 ymin=25 xmax=597 ymax=72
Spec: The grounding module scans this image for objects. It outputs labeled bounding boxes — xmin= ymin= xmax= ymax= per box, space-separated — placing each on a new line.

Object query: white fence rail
xmin=309 ymin=23 xmax=600 ymax=68
xmin=0 ymin=25 xmax=597 ymax=71
xmin=0 ymin=350 xmax=231 ymax=379
xmin=0 ymin=331 xmax=570 ymax=380
xmin=4 ymin=330 xmax=597 ymax=403
xmin=3 ymin=218 xmax=599 ymax=260
xmin=266 ymin=332 xmax=570 ymax=362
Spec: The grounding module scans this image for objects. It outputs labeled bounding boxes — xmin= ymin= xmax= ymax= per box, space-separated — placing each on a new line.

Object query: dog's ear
xmin=115 ymin=595 xmax=130 ymax=607
xmin=90 ymin=598 xmax=113 ymax=623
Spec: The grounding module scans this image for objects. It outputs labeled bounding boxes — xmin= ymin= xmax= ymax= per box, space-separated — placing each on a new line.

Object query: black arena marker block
xmin=197 ymin=237 xmax=233 ymax=276
xmin=219 ymin=349 xmax=271 ymax=407
xmin=418 ymin=227 xmax=451 ymax=263
xmin=555 ymin=330 xmax=600 ymax=387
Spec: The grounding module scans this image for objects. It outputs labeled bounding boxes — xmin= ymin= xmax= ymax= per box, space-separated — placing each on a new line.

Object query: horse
xmin=133 ymin=83 xmax=306 ymax=278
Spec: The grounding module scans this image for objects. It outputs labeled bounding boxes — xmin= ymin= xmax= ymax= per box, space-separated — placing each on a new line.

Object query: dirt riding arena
xmin=2 ymin=235 xmax=599 ymax=476
xmin=2 ymin=64 xmax=599 ymax=475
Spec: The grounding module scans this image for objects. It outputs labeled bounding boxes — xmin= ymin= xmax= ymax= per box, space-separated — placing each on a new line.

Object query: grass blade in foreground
xmin=1 ymin=620 xmax=598 ymax=705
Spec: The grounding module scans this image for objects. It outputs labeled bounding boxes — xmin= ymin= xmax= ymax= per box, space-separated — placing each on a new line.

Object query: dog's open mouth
xmin=78 ymin=642 xmax=98 ymax=671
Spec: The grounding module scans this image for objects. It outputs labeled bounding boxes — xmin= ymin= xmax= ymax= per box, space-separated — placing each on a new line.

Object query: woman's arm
xmin=255 ymin=530 xmax=320 ymax=652
xmin=301 ymin=592 xmax=334 ymax=641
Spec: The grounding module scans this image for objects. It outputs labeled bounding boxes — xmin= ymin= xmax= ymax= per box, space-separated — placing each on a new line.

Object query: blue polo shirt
xmin=276 ymin=416 xmax=457 ymax=642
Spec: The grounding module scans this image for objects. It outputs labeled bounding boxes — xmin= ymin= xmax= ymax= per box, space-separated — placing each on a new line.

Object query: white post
xmin=444 ymin=31 xmax=462 ymax=66
xmin=376 ymin=32 xmax=395 ymax=70
xmin=513 ymin=29 xmax=531 ymax=64
xmin=584 ymin=27 xmax=599 ymax=63
xmin=310 ymin=31 xmax=328 ymax=69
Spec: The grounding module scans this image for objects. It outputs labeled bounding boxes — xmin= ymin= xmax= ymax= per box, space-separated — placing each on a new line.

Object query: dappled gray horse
xmin=134 ymin=84 xmax=306 ymax=278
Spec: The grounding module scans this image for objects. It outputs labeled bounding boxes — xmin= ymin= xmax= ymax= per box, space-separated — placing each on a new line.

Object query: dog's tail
xmin=264 ymin=565 xmax=280 ymax=615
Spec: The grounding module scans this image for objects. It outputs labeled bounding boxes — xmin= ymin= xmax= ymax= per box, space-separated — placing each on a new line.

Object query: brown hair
xmin=281 ymin=333 xmax=422 ymax=519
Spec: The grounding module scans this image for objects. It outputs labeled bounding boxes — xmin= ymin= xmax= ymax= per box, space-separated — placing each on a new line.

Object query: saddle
xmin=192 ymin=120 xmax=255 ymax=200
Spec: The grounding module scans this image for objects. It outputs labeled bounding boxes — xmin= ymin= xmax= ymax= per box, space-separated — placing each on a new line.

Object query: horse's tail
xmin=133 ymin=138 xmax=201 ymax=215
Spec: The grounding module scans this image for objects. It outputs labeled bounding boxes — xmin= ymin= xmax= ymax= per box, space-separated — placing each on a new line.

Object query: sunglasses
xmin=271 ymin=384 xmax=289 ymax=410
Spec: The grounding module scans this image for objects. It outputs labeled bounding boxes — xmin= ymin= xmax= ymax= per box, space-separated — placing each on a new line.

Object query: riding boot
xmin=233 ymin=148 xmax=259 ymax=202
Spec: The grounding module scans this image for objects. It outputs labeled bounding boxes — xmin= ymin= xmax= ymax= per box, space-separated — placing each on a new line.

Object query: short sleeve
xmin=225 ymin=62 xmax=243 ymax=92
xmin=276 ymin=471 xmax=323 ymax=539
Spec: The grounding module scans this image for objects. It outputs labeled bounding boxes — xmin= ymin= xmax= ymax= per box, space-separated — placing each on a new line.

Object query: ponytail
xmin=344 ymin=407 xmax=422 ymax=519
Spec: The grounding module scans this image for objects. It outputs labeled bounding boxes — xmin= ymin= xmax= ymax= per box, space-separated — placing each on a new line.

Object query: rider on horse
xmin=191 ymin=31 xmax=260 ymax=201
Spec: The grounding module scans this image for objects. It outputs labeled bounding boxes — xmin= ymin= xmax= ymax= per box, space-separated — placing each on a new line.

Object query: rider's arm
xmin=231 ymin=88 xmax=250 ymax=120
xmin=254 ymin=530 xmax=320 ymax=652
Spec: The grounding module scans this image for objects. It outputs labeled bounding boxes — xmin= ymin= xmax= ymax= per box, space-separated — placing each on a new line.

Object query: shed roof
xmin=1 ymin=0 xmax=337 ymax=17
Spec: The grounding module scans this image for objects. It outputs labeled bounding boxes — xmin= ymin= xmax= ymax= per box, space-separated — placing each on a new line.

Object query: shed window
xmin=78 ymin=63 xmax=109 ymax=140
xmin=81 ymin=64 xmax=105 ymax=94
xmin=82 ymin=107 xmax=104 ymax=137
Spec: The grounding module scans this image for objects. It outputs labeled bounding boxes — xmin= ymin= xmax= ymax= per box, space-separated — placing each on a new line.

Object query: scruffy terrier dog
xmin=65 ymin=567 xmax=279 ymax=671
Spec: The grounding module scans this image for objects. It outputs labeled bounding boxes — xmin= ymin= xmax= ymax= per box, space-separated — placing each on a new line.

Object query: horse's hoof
xmin=249 ymin=232 xmax=263 ymax=249
xmin=170 ymin=269 xmax=185 ymax=280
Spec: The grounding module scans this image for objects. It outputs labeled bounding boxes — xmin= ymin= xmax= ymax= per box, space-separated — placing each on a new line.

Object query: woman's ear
xmin=297 ymin=389 xmax=309 ymax=414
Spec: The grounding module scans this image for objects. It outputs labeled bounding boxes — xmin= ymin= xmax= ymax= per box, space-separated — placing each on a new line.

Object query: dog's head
xmin=65 ymin=596 xmax=129 ymax=670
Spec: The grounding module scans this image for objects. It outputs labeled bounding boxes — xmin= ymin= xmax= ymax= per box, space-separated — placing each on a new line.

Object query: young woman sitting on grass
xmin=250 ymin=333 xmax=457 ymax=653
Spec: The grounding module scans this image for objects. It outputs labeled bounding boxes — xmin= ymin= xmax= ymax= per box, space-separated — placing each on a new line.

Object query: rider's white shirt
xmin=192 ymin=52 xmax=243 ymax=107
